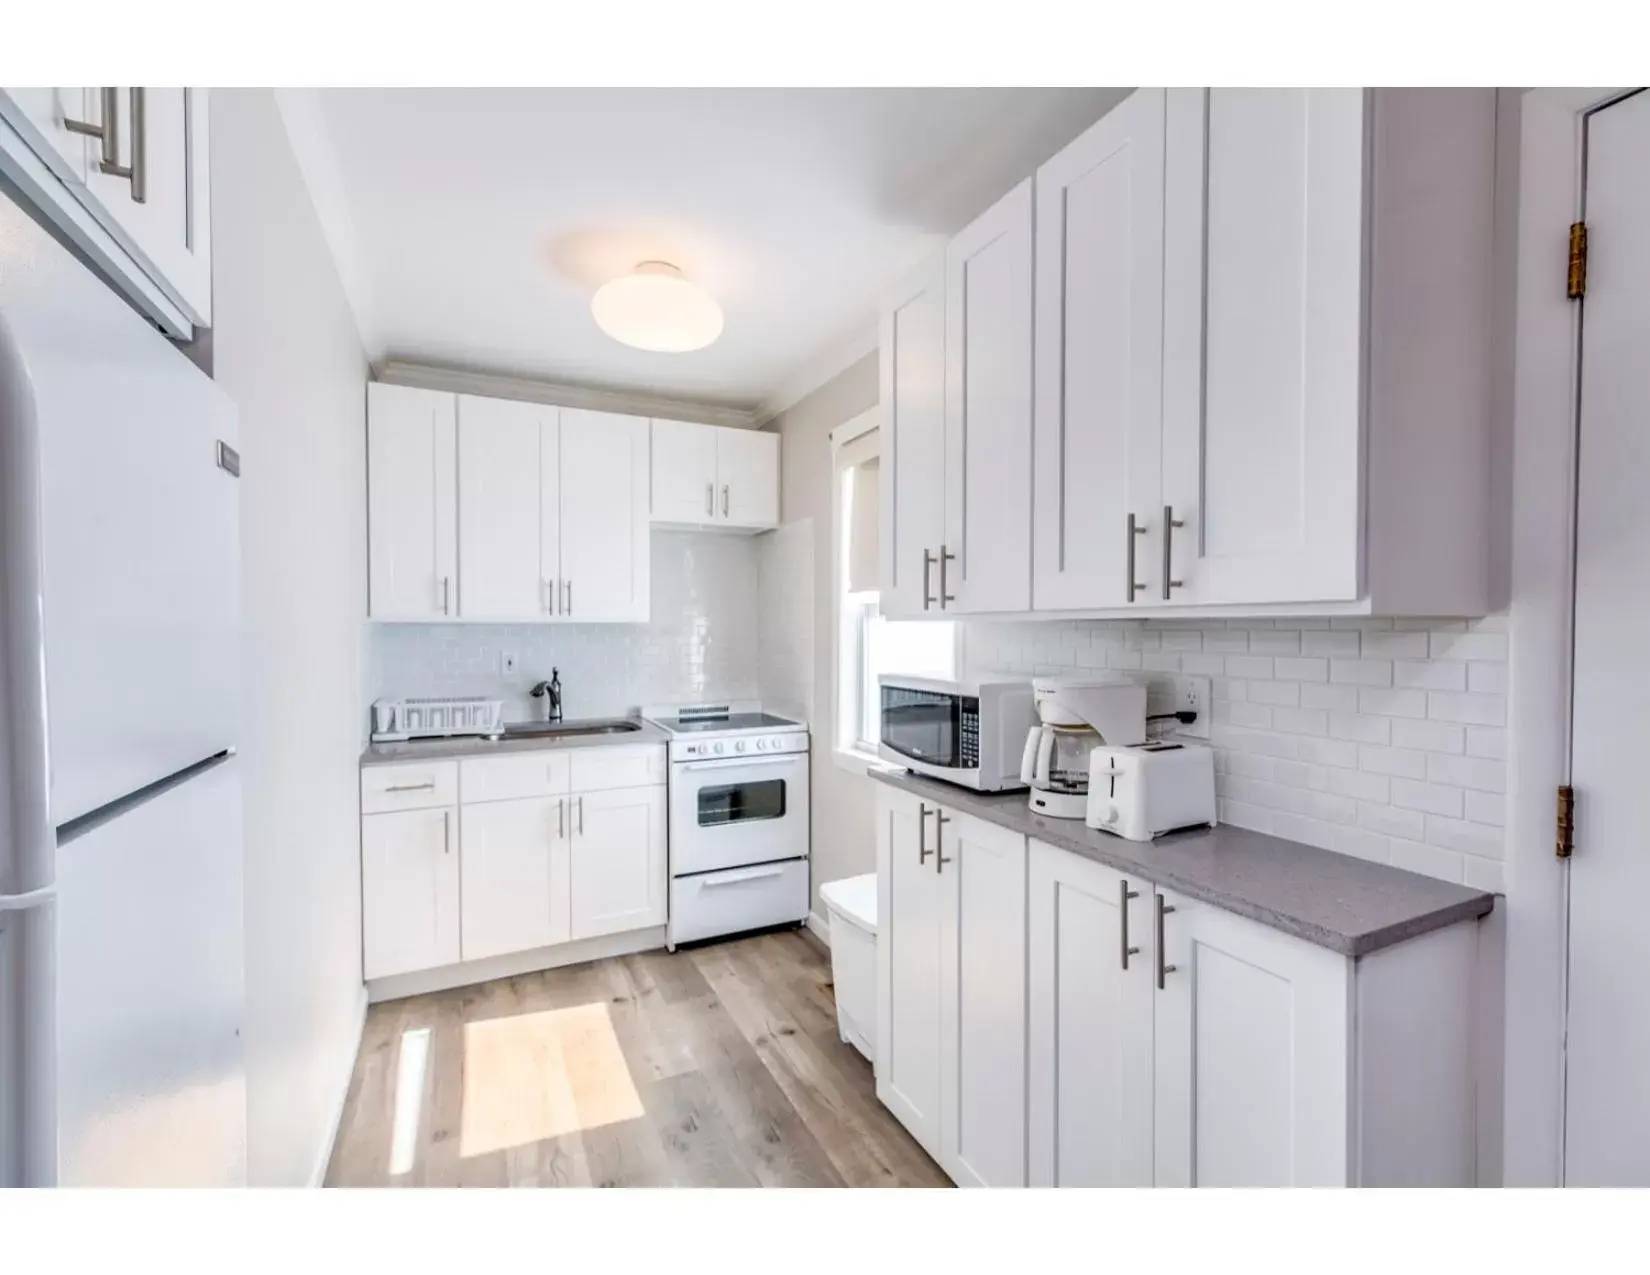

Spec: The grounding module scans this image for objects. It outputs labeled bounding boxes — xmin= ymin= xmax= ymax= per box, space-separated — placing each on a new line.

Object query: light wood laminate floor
xmin=325 ymin=929 xmax=949 ymax=1187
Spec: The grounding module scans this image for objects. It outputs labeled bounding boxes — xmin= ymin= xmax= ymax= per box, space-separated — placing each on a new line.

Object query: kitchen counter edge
xmin=360 ymin=717 xmax=671 ymax=767
xmin=870 ymin=769 xmax=1494 ymax=958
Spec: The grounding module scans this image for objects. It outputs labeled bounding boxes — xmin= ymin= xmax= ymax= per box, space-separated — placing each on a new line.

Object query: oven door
xmin=669 ymin=752 xmax=810 ymax=876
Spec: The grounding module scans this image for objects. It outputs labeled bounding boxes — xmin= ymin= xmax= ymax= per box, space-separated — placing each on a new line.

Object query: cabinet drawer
xmin=361 ymin=760 xmax=459 ymax=813
xmin=569 ymin=744 xmax=666 ymax=792
xmin=460 ymin=751 xmax=572 ymax=803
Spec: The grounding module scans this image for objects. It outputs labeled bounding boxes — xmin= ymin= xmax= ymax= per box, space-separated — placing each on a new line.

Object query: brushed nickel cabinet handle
xmin=442 ymin=809 xmax=451 ymax=855
xmin=917 ymin=803 xmax=934 ymax=864
xmin=1127 ymin=514 xmax=1147 ymax=601
xmin=722 ymin=484 xmax=729 ymax=517
xmin=385 ymin=781 xmax=437 ymax=793
xmin=935 ymin=811 xmax=952 ymax=874
xmin=557 ymin=798 xmax=565 ymax=839
xmin=1120 ymin=878 xmax=1141 ymax=969
xmin=63 ymin=88 xmax=118 ymax=171
xmin=441 ymin=575 xmax=450 ymax=615
xmin=1156 ymin=893 xmax=1177 ymax=989
xmin=939 ymin=544 xmax=956 ymax=609
xmin=94 ymin=87 xmax=146 ymax=202
xmin=922 ymin=549 xmax=936 ymax=611
xmin=578 ymin=795 xmax=585 ymax=836
xmin=1162 ymin=505 xmax=1185 ymax=600
xmin=565 ymin=580 xmax=572 ymax=616
xmin=706 ymin=482 xmax=714 ymax=517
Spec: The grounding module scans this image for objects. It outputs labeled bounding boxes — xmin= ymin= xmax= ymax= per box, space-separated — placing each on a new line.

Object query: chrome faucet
xmin=530 ymin=669 xmax=563 ymax=723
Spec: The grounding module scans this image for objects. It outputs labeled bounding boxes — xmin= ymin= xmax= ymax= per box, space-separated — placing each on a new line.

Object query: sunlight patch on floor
xmin=459 ymin=1002 xmax=644 ymax=1158
xmin=388 ymin=1027 xmax=432 ymax=1177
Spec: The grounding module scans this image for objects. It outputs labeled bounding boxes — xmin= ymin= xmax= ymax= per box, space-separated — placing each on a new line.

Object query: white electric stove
xmin=642 ymin=702 xmax=811 ymax=948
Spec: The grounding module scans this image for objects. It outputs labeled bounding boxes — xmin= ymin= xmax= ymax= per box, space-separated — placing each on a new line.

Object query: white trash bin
xmin=820 ymin=873 xmax=877 ymax=1062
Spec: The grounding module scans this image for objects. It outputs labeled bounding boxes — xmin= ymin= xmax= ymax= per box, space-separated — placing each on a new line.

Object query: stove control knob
xmin=714 ymin=742 xmax=724 ymax=755
xmin=735 ymin=740 xmax=746 ymax=753
xmin=756 ymin=738 xmax=768 ymax=750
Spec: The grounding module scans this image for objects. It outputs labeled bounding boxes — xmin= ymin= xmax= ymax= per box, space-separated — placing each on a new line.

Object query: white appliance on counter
xmin=0 ymin=194 xmax=245 ymax=1186
xmin=1086 ymin=741 xmax=1217 ymax=841
xmin=1020 ymin=675 xmax=1146 ymax=819
xmin=878 ymin=675 xmax=1036 ymax=792
xmin=643 ymin=702 xmax=810 ymax=948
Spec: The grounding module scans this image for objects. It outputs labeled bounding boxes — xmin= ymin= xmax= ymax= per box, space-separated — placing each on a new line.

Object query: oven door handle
xmin=697 ymin=864 xmax=789 ymax=887
xmin=676 ymin=755 xmax=806 ymax=773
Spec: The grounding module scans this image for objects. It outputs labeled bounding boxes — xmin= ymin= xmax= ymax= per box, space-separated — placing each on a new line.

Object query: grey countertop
xmin=361 ymin=716 xmax=671 ymax=767
xmin=871 ymin=769 xmax=1494 ymax=957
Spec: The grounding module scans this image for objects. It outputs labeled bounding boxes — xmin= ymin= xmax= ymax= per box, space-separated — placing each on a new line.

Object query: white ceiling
xmin=309 ymin=88 xmax=1129 ymax=414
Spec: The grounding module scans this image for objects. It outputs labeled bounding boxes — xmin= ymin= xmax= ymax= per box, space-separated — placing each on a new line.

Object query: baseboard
xmin=365 ymin=926 xmax=668 ymax=1004
xmin=307 ymin=984 xmax=368 ymax=1188
xmin=806 ymin=910 xmax=831 ymax=946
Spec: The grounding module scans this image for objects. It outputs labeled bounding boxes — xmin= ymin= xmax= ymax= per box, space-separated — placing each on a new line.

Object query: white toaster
xmin=1085 ymin=741 xmax=1217 ymax=841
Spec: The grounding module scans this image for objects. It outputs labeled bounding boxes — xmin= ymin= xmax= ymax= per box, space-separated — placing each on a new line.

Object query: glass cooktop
xmin=659 ymin=712 xmax=798 ymax=734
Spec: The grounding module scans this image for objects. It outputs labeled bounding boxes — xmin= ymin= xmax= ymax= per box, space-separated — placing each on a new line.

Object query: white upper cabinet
xmin=1032 ymin=89 xmax=1166 ymax=611
xmin=367 ymin=384 xmax=458 ymax=621
xmin=0 ymin=86 xmax=210 ymax=334
xmin=878 ymin=258 xmax=948 ymax=619
xmin=717 ymin=427 xmax=780 ymax=529
xmin=649 ymin=419 xmax=779 ymax=532
xmin=944 ymin=179 xmax=1034 ymax=614
xmin=458 ymin=395 xmax=553 ymax=621
xmin=559 ymin=408 xmax=650 ymax=622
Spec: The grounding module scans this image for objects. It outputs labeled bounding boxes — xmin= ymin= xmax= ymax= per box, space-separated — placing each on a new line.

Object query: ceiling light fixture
xmin=590 ymin=261 xmax=724 ymax=353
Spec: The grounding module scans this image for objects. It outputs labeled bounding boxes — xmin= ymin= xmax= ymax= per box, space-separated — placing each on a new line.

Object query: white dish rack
xmin=371 ymin=695 xmax=504 ymax=742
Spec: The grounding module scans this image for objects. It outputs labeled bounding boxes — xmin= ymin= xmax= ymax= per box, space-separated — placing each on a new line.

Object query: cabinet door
xmin=0 ymin=87 xmax=93 ymax=181
xmin=367 ymin=384 xmax=458 ymax=620
xmin=1161 ymin=89 xmax=1364 ymax=605
xmin=875 ymin=785 xmax=944 ymax=1158
xmin=558 ymin=408 xmax=650 ymax=622
xmin=651 ymin=419 xmax=720 ymax=524
xmin=717 ymin=427 xmax=780 ymax=529
xmin=1152 ymin=888 xmax=1351 ymax=1186
xmin=1032 ymin=88 xmax=1166 ymax=611
xmin=362 ymin=807 xmax=460 ymax=980
xmin=938 ymin=810 xmax=1028 ymax=1186
xmin=460 ymin=795 xmax=568 ymax=961
xmin=1027 ymin=840 xmax=1155 ymax=1186
xmin=944 ymin=179 xmax=1033 ymax=614
xmin=458 ymin=395 xmax=555 ymax=620
xmin=878 ymin=258 xmax=947 ymax=619
xmin=81 ymin=87 xmax=212 ymax=325
xmin=569 ymin=785 xmax=666 ymax=939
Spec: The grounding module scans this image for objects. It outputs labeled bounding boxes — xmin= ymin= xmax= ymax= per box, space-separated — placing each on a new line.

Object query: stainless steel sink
xmin=500 ymin=717 xmax=643 ymax=739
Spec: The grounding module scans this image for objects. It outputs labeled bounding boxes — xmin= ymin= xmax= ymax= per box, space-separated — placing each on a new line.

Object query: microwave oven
xmin=878 ymin=675 xmax=1036 ymax=792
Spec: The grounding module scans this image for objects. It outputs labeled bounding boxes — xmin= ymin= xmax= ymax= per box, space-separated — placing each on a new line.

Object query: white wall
xmin=209 ymin=89 xmax=368 ymax=1187
xmin=369 ymin=531 xmax=760 ymax=721
xmin=765 ymin=353 xmax=879 ymax=916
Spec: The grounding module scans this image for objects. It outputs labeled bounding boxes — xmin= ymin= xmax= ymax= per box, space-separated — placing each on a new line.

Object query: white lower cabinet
xmin=361 ymin=806 xmax=460 ymax=980
xmin=570 ymin=785 xmax=667 ymax=940
xmin=460 ymin=795 xmax=570 ymax=961
xmin=876 ymin=785 xmax=1027 ymax=1185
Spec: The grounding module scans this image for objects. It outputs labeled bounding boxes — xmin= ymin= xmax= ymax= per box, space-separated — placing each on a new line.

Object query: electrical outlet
xmin=501 ymin=651 xmax=518 ymax=676
xmin=1173 ymin=674 xmax=1211 ymax=740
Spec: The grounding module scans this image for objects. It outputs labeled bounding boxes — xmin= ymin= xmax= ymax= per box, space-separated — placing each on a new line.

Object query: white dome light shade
xmin=590 ymin=261 xmax=724 ymax=353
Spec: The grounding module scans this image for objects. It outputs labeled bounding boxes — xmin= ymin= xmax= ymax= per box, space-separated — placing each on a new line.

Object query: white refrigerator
xmin=0 ymin=191 xmax=247 ymax=1186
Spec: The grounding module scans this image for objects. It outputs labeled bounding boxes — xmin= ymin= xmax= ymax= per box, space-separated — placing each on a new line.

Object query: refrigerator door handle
xmin=0 ymin=884 xmax=56 ymax=913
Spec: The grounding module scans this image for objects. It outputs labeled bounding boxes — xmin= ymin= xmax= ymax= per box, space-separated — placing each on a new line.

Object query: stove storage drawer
xmin=669 ymin=858 xmax=810 ymax=946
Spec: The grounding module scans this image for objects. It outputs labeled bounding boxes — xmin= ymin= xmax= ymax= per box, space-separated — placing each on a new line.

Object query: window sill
xmin=832 ymin=747 xmax=898 ymax=779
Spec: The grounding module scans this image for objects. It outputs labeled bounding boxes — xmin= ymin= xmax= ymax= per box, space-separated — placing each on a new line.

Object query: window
xmin=832 ymin=411 xmax=955 ymax=766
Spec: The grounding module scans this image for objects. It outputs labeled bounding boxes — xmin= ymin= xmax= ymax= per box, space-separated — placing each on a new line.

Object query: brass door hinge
xmin=1568 ymin=222 xmax=1588 ymax=300
xmin=1556 ymin=784 xmax=1576 ymax=859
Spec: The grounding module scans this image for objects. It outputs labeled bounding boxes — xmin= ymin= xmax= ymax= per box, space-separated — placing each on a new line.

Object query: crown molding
xmin=372 ymin=360 xmax=764 ymax=429
xmin=755 ymin=318 xmax=879 ymax=426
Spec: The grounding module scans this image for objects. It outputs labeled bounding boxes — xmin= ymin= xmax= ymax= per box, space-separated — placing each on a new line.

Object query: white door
xmin=458 ymin=395 xmax=553 ymax=620
xmin=1033 ymin=88 xmax=1166 ymax=611
xmin=938 ymin=810 xmax=1027 ymax=1187
xmin=0 ymin=87 xmax=93 ymax=180
xmin=361 ymin=807 xmax=460 ymax=980
xmin=569 ymin=786 xmax=667 ymax=939
xmin=367 ymin=384 xmax=457 ymax=620
xmin=717 ymin=427 xmax=780 ymax=529
xmin=945 ymin=179 xmax=1033 ymax=614
xmin=1565 ymin=88 xmax=1650 ymax=1187
xmin=651 ymin=418 xmax=719 ymax=524
xmin=875 ymin=785 xmax=944 ymax=1159
xmin=1026 ymin=840 xmax=1154 ymax=1186
xmin=459 ymin=796 xmax=569 ymax=961
xmin=81 ymin=87 xmax=212 ymax=324
xmin=879 ymin=257 xmax=947 ymax=618
xmin=1161 ymin=88 xmax=1365 ymax=605
xmin=558 ymin=408 xmax=650 ymax=622
xmin=1152 ymin=889 xmax=1350 ymax=1186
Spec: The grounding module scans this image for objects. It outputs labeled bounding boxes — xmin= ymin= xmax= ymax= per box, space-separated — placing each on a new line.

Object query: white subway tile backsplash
xmin=960 ymin=614 xmax=1508 ymax=885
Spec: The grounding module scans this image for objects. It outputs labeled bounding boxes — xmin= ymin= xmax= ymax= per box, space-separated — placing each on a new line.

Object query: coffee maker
xmin=1019 ymin=676 xmax=1147 ymax=819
